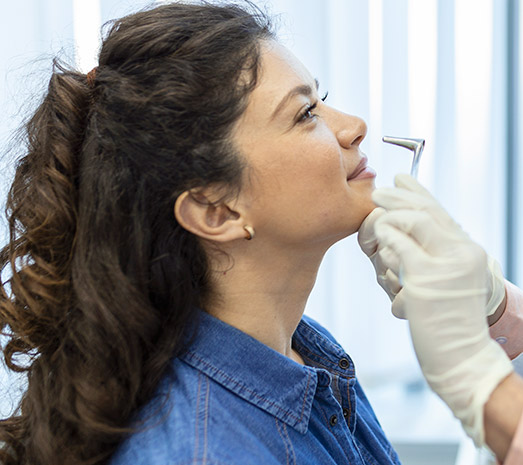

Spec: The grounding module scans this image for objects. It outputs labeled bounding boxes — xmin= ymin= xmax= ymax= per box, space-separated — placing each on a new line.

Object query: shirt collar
xmin=179 ymin=311 xmax=322 ymax=434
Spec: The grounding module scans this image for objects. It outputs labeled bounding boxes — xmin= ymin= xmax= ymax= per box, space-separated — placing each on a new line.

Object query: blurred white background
xmin=1 ymin=1 xmax=522 ymax=464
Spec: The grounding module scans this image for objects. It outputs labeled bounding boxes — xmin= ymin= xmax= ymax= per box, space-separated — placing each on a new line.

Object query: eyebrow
xmin=270 ymin=78 xmax=320 ymax=120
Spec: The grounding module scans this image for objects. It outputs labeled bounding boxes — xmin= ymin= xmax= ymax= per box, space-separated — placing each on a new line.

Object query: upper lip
xmin=347 ymin=156 xmax=368 ymax=180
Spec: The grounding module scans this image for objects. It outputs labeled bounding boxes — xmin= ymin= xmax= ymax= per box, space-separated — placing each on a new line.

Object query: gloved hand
xmin=370 ymin=174 xmax=514 ymax=446
xmin=358 ymin=175 xmax=506 ymax=320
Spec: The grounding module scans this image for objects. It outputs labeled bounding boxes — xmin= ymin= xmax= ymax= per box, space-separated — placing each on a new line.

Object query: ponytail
xmin=0 ymin=61 xmax=92 ymax=464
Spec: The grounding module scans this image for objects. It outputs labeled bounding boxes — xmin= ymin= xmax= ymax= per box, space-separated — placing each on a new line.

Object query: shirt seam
xmin=193 ymin=372 xmax=203 ymax=462
xmin=282 ymin=422 xmax=296 ymax=464
xmin=275 ymin=418 xmax=290 ymax=465
xmin=203 ymin=375 xmax=210 ymax=463
xmin=346 ymin=375 xmax=353 ymax=430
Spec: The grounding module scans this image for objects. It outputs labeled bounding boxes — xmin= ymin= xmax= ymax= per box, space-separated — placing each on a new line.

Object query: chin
xmin=342 ymin=201 xmax=377 ymax=238
xmin=359 ymin=201 xmax=378 ymax=224
xmin=335 ymin=207 xmax=375 ymax=241
xmin=363 ymin=198 xmax=378 ymax=216
xmin=354 ymin=184 xmax=377 ymax=217
xmin=320 ymin=189 xmax=378 ymax=244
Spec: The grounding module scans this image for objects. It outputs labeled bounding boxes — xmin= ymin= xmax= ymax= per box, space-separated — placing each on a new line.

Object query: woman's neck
xmin=205 ymin=243 xmax=325 ymax=363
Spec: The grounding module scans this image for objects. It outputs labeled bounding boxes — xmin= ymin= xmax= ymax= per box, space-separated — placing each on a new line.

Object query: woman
xmin=0 ymin=2 xmax=399 ymax=465
xmin=359 ymin=174 xmax=523 ymax=463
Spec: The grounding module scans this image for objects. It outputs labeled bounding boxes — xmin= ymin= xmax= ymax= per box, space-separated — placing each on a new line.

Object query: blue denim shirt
xmin=110 ymin=312 xmax=401 ymax=465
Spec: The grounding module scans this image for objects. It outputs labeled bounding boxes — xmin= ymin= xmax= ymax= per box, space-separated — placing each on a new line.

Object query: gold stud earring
xmin=243 ymin=225 xmax=255 ymax=240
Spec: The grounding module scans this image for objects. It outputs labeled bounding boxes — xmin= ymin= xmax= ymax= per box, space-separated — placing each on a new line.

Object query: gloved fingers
xmin=357 ymin=207 xmax=386 ymax=256
xmin=372 ymin=187 xmax=434 ymax=213
xmin=375 ymin=210 xmax=483 ymax=262
xmin=376 ymin=246 xmax=401 ymax=278
xmin=372 ymin=181 xmax=462 ymax=235
xmin=375 ymin=209 xmax=457 ymax=255
xmin=386 ymin=268 xmax=402 ymax=296
xmin=391 ymin=290 xmax=407 ymax=319
xmin=373 ymin=219 xmax=430 ymax=271
xmin=377 ymin=268 xmax=402 ymax=301
xmin=358 ymin=208 xmax=405 ymax=303
xmin=394 ymin=173 xmax=433 ymax=198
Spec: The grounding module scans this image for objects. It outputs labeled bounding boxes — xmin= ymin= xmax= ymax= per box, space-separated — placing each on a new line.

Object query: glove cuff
xmin=485 ymin=256 xmax=505 ymax=317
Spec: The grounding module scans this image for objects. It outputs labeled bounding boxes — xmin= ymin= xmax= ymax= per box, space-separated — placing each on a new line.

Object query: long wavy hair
xmin=0 ymin=2 xmax=272 ymax=464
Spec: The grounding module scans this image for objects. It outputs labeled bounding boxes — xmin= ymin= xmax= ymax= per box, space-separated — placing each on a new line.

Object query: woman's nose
xmin=336 ymin=115 xmax=367 ymax=149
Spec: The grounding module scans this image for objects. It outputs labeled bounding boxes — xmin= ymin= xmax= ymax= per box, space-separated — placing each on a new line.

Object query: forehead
xmin=257 ymin=40 xmax=314 ymax=91
xmin=235 ymin=40 xmax=315 ymax=127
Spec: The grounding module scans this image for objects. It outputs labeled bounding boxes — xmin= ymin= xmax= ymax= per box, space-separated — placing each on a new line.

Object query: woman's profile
xmin=0 ymin=2 xmax=399 ymax=464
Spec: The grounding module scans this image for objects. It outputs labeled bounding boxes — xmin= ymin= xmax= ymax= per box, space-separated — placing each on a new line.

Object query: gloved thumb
xmin=358 ymin=207 xmax=386 ymax=257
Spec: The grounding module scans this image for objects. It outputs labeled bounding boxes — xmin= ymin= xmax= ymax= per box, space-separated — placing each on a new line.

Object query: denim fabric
xmin=110 ymin=312 xmax=401 ymax=465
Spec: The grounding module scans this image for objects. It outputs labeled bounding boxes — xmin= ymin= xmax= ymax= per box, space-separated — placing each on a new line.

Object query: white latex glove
xmin=358 ymin=208 xmax=402 ymax=301
xmin=358 ymin=175 xmax=505 ymax=319
xmin=371 ymin=174 xmax=514 ymax=446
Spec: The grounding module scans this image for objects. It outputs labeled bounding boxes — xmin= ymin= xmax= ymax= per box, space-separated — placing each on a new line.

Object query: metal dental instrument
xmin=382 ymin=136 xmax=425 ymax=179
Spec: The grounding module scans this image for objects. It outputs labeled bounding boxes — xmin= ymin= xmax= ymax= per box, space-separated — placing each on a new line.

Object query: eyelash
xmin=298 ymin=91 xmax=329 ymax=123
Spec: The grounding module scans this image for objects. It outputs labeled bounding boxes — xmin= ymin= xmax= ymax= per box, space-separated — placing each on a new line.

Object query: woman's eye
xmin=298 ymin=91 xmax=328 ymax=123
xmin=298 ymin=102 xmax=318 ymax=122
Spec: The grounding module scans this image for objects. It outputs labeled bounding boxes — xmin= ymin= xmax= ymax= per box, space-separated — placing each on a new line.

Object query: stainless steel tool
xmin=382 ymin=136 xmax=425 ymax=179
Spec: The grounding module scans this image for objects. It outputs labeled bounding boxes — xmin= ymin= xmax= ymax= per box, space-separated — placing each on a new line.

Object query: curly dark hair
xmin=0 ymin=2 xmax=272 ymax=464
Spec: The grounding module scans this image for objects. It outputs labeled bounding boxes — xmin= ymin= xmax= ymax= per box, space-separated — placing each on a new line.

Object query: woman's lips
xmin=347 ymin=157 xmax=377 ymax=181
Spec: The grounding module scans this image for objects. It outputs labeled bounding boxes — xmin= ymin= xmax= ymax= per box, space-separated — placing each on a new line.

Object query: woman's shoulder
xmin=108 ymin=361 xmax=197 ymax=464
xmin=108 ymin=361 xmax=246 ymax=465
xmin=108 ymin=355 xmax=294 ymax=465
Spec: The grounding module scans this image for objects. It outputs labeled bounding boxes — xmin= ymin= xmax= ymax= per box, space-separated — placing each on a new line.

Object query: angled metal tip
xmin=382 ymin=136 xmax=425 ymax=178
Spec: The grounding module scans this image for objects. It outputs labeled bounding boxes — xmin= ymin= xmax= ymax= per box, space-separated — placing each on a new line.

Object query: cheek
xmin=292 ymin=143 xmax=345 ymax=189
xmin=252 ymin=147 xmax=337 ymax=197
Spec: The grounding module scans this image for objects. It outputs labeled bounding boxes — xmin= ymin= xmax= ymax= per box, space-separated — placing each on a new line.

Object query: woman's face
xmin=232 ymin=40 xmax=376 ymax=249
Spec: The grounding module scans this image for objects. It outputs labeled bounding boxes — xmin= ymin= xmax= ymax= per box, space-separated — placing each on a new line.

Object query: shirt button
xmin=338 ymin=357 xmax=350 ymax=370
xmin=329 ymin=414 xmax=338 ymax=426
xmin=343 ymin=408 xmax=350 ymax=419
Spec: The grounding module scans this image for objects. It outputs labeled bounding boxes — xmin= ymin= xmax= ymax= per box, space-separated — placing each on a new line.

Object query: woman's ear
xmin=174 ymin=190 xmax=248 ymax=242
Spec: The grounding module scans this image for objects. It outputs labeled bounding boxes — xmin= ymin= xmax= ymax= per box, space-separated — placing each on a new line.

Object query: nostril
xmin=352 ymin=135 xmax=363 ymax=146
